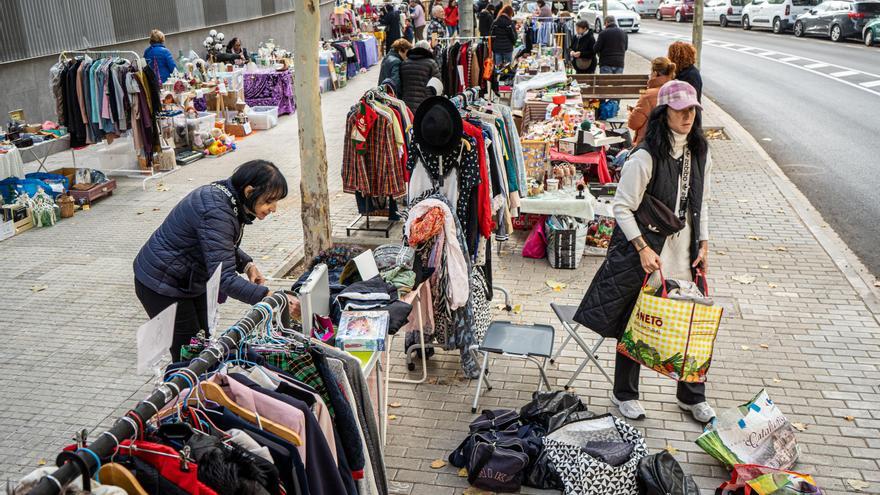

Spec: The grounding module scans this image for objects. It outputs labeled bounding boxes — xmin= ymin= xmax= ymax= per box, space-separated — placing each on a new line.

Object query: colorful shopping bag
xmin=716 ymin=464 xmax=822 ymax=495
xmin=617 ymin=272 xmax=722 ymax=383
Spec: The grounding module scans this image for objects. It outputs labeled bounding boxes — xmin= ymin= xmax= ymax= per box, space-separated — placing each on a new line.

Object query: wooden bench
xmin=573 ymin=74 xmax=650 ymax=100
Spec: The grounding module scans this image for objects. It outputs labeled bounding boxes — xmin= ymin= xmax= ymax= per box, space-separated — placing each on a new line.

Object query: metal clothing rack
xmin=58 ymin=50 xmax=179 ymax=191
xmin=26 ymin=293 xmax=290 ymax=495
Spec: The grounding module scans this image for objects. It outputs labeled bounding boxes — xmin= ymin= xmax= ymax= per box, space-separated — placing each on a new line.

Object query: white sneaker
xmin=611 ymin=395 xmax=646 ymax=420
xmin=679 ymin=401 xmax=716 ymax=423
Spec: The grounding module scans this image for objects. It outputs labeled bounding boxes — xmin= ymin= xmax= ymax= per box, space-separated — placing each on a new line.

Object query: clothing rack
xmin=57 ymin=50 xmax=179 ymax=191
xmin=26 ymin=292 xmax=290 ymax=495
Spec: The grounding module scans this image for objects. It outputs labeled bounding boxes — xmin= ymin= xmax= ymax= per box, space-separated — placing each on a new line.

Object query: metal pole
xmin=692 ymin=0 xmax=704 ymax=68
xmin=26 ymin=293 xmax=290 ymax=495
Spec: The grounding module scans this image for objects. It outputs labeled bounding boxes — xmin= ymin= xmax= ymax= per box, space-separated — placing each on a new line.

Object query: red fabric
xmin=445 ymin=5 xmax=459 ymax=25
xmin=458 ymin=43 xmax=469 ymax=94
xmin=463 ymin=121 xmax=495 ymax=238
xmin=549 ymin=148 xmax=612 ymax=184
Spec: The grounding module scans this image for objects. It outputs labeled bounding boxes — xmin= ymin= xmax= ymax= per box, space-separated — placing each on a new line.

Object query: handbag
xmin=635 ymin=150 xmax=691 ymax=237
xmin=637 ymin=451 xmax=699 ymax=495
xmin=467 ymin=433 xmax=531 ymax=492
xmin=522 ymin=218 xmax=547 ymax=259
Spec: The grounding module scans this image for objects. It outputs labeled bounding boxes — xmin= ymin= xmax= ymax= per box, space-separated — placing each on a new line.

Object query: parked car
xmin=704 ymin=0 xmax=745 ymax=25
xmin=619 ymin=0 xmax=661 ymax=13
xmin=794 ymin=0 xmax=880 ymax=40
xmin=865 ymin=15 xmax=880 ymax=44
xmin=578 ymin=0 xmax=643 ymax=31
xmin=656 ymin=0 xmax=695 ymax=21
xmin=742 ymin=0 xmax=821 ymax=33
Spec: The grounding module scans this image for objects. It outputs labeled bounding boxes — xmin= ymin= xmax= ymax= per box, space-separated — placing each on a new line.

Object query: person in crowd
xmin=570 ymin=19 xmax=596 ymax=74
xmin=537 ymin=0 xmax=553 ymax=17
xmin=399 ymin=40 xmax=443 ymax=111
xmin=627 ymin=57 xmax=676 ymax=146
xmin=491 ymin=5 xmax=518 ymax=66
xmin=404 ymin=17 xmax=415 ymax=42
xmin=144 ymin=29 xmax=177 ymax=83
xmin=225 ymin=37 xmax=250 ymax=66
xmin=134 ymin=160 xmax=294 ymax=361
xmin=574 ymin=80 xmax=715 ymax=424
xmin=478 ymin=3 xmax=496 ymax=37
xmin=445 ymin=0 xmax=460 ymax=36
xmin=411 ymin=0 xmax=427 ymax=40
xmin=380 ymin=3 xmax=403 ymax=51
xmin=379 ymin=38 xmax=413 ymax=91
xmin=475 ymin=0 xmax=489 ymax=12
xmin=668 ymin=41 xmax=702 ymax=101
xmin=427 ymin=5 xmax=448 ymax=43
xmin=593 ymin=15 xmax=628 ymax=74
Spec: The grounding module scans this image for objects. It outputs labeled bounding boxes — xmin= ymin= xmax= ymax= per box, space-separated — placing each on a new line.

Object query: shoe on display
xmin=611 ymin=395 xmax=646 ymax=420
xmin=678 ymin=401 xmax=716 ymax=423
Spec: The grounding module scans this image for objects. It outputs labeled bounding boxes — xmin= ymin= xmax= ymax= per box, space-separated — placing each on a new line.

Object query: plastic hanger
xmin=200 ymin=381 xmax=303 ymax=446
xmin=98 ymin=463 xmax=148 ymax=495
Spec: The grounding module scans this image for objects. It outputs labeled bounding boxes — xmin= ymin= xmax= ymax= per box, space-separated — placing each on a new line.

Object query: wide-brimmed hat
xmin=413 ymin=96 xmax=462 ymax=154
xmin=657 ymin=80 xmax=702 ymax=111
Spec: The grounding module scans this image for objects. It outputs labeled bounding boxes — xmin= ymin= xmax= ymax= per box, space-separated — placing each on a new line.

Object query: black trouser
xmin=613 ymin=350 xmax=706 ymax=405
xmin=134 ymin=279 xmax=207 ymax=361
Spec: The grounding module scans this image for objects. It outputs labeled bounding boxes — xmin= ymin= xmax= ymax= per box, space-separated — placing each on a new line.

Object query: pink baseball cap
xmin=657 ymin=80 xmax=702 ymax=111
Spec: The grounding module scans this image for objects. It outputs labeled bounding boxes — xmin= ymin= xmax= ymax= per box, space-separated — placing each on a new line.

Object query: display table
xmin=353 ymin=35 xmax=379 ymax=68
xmin=243 ymin=69 xmax=296 ymax=115
xmin=550 ymin=148 xmax=612 ymax=184
xmin=19 ymin=135 xmax=73 ymax=172
xmin=519 ymin=190 xmax=596 ymax=219
xmin=0 ymin=146 xmax=24 ymax=179
xmin=521 ymin=93 xmax=583 ymax=133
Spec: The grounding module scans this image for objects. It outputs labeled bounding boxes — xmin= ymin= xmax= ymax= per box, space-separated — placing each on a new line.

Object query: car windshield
xmin=731 ymin=0 xmax=744 ymax=5
xmin=856 ymin=2 xmax=880 ymax=13
xmin=608 ymin=1 xmax=629 ymax=8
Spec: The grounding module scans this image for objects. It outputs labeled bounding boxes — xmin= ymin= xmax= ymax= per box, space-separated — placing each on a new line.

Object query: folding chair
xmin=471 ymin=321 xmax=554 ymax=413
xmin=549 ymin=303 xmax=613 ymax=390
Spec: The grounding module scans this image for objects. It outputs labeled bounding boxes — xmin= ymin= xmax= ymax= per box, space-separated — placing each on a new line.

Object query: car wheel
xmin=866 ymin=30 xmax=875 ymax=46
xmin=794 ymin=20 xmax=804 ymax=37
xmin=656 ymin=9 xmax=663 ymax=19
xmin=595 ymin=18 xmax=602 ymax=32
xmin=676 ymin=10 xmax=684 ymax=22
xmin=772 ymin=17 xmax=783 ymax=33
xmin=830 ymin=24 xmax=842 ymax=41
xmin=720 ymin=15 xmax=728 ymax=27
xmin=742 ymin=14 xmax=751 ymax=30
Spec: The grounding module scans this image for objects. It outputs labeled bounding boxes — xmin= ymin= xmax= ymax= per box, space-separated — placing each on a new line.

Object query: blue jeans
xmin=447 ymin=25 xmax=458 ymax=36
xmin=494 ymin=51 xmax=513 ymax=66
xmin=600 ymin=65 xmax=625 ymax=74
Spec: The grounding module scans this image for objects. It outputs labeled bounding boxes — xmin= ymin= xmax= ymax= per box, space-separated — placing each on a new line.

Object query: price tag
xmin=136 ymin=303 xmax=176 ymax=374
xmin=207 ymin=263 xmax=223 ymax=338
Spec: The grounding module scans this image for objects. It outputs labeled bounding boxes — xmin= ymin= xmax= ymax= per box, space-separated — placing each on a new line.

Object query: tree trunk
xmin=461 ymin=0 xmax=475 ymax=37
xmin=692 ymin=0 xmax=704 ymax=68
xmin=293 ymin=0 xmax=332 ymax=260
xmin=603 ymin=0 xmax=608 ymax=19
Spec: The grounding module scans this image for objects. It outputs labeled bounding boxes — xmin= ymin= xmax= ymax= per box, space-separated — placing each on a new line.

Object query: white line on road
xmin=757 ymin=51 xmax=776 ymax=56
xmin=861 ymin=80 xmax=880 ymax=88
xmin=830 ymin=70 xmax=859 ymax=78
xmin=779 ymin=56 xmax=801 ymax=62
xmin=804 ymin=62 xmax=829 ymax=69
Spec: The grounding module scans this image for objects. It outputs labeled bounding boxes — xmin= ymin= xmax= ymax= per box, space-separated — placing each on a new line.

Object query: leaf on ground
xmin=30 ymin=285 xmax=48 ymax=293
xmin=37 ymin=458 xmax=46 ymax=466
xmin=768 ymin=283 xmax=778 ymax=289
xmin=463 ymin=487 xmax=494 ymax=495
xmin=740 ymin=345 xmax=750 ymax=351
xmin=772 ymin=377 xmax=782 ymax=383
xmin=716 ymin=251 xmax=727 ymax=256
xmin=512 ymin=304 xmax=522 ymax=315
xmin=874 ymin=281 xmax=880 ymax=288
xmin=846 ymin=479 xmax=870 ymax=492
xmin=747 ymin=235 xmax=764 ymax=241
xmin=762 ymin=137 xmax=772 ymax=142
xmin=760 ymin=265 xmax=771 ymax=269
xmin=843 ymin=415 xmax=855 ymax=422
xmin=430 ymin=459 xmax=447 ymax=469
xmin=774 ymin=246 xmax=788 ymax=252
xmin=664 ymin=444 xmax=678 ymax=455
xmin=389 ymin=402 xmax=402 ymax=408
xmin=458 ymin=467 xmax=468 ymax=477
xmin=261 ymin=255 xmax=270 ymax=260
xmin=737 ymin=199 xmax=749 ymax=203
xmin=791 ymin=422 xmax=808 ymax=432
xmin=495 ymin=304 xmax=506 ymax=310
xmin=545 ymin=280 xmax=567 ymax=291
xmin=388 ymin=414 xmax=398 ymax=420
xmin=136 ymin=211 xmax=145 ymax=215
xmin=82 ymin=204 xmax=90 ymax=211
xmin=152 ymin=207 xmax=161 ymax=211
xmin=732 ymin=274 xmax=756 ymax=285
xmin=760 ymin=343 xmax=770 ymax=349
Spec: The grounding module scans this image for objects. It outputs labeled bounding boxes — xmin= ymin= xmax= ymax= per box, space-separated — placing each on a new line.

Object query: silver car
xmin=578 ymin=0 xmax=643 ymax=31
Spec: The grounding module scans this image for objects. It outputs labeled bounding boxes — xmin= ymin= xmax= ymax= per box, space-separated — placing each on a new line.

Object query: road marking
xmin=738 ymin=46 xmax=757 ymax=52
xmin=757 ymin=51 xmax=776 ymax=56
xmin=779 ymin=56 xmax=801 ymax=62
xmin=861 ymin=80 xmax=880 ymax=88
xmin=830 ymin=70 xmax=859 ymax=77
xmin=804 ymin=62 xmax=829 ymax=69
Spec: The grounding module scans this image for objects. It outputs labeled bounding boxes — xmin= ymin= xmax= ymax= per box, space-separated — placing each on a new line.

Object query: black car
xmin=794 ymin=0 xmax=880 ymax=40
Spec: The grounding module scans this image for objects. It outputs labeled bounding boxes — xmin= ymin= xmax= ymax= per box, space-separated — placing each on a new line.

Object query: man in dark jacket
xmin=380 ymin=4 xmax=402 ymax=51
xmin=399 ymin=41 xmax=443 ymax=111
xmin=490 ymin=6 xmax=518 ymax=65
xmin=478 ymin=4 xmax=496 ymax=37
xmin=570 ymin=19 xmax=597 ymax=74
xmin=593 ymin=15 xmax=628 ymax=73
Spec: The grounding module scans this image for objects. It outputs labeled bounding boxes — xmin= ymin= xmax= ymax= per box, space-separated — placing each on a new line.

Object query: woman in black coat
xmin=573 ymin=81 xmax=716 ymax=424
xmin=133 ymin=160 xmax=294 ymax=359
xmin=570 ymin=20 xmax=597 ymax=74
xmin=380 ymin=4 xmax=403 ymax=51
xmin=490 ymin=6 xmax=518 ymax=65
xmin=399 ymin=42 xmax=442 ymax=111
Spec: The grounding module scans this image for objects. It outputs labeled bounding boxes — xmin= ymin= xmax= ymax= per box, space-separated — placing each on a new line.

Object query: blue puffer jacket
xmin=143 ymin=42 xmax=177 ymax=82
xmin=133 ymin=179 xmax=269 ymax=305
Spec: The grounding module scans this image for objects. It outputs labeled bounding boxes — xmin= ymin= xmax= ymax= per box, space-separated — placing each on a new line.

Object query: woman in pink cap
xmin=574 ymin=80 xmax=715 ymax=424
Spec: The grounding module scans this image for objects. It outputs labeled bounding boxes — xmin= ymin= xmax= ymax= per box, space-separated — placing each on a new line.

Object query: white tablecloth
xmin=0 ymin=147 xmax=24 ymax=179
xmin=519 ymin=190 xmax=596 ymax=219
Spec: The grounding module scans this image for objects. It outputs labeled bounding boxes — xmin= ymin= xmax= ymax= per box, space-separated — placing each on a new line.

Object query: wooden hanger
xmin=98 ymin=463 xmax=148 ymax=495
xmin=200 ymin=381 xmax=303 ymax=446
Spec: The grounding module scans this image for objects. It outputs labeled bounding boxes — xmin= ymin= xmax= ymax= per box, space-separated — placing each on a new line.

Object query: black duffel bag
xmin=638 ymin=451 xmax=700 ymax=495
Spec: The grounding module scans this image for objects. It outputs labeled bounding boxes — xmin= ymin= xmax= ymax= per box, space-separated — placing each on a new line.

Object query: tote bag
xmin=617 ymin=272 xmax=722 ymax=383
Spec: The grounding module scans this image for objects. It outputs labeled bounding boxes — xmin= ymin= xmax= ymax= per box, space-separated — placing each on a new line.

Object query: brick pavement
xmin=1 ymin=53 xmax=878 ymax=495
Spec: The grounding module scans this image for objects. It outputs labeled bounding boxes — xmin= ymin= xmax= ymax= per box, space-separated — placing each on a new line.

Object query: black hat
xmin=413 ymin=96 xmax=462 ymax=155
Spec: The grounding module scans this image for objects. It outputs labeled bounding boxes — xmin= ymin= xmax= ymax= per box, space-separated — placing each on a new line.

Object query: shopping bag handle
xmin=695 ymin=268 xmax=709 ymax=296
xmin=642 ymin=269 xmax=668 ymax=298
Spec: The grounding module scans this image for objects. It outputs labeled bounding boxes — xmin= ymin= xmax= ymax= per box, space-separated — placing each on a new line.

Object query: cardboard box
xmin=49 ymin=167 xmax=77 ymax=187
xmin=1 ymin=204 xmax=33 ymax=235
xmin=581 ymin=129 xmax=625 ymax=147
xmin=225 ymin=121 xmax=252 ymax=137
xmin=559 ymin=137 xmax=593 ymax=155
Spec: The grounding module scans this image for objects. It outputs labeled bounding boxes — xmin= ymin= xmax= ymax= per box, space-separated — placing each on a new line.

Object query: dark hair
xmin=537 ymin=0 xmax=545 ymax=5
xmin=225 ymin=37 xmax=240 ymax=53
xmin=230 ymin=160 xmax=288 ymax=213
xmin=486 ymin=3 xmax=495 ymax=11
xmin=576 ymin=19 xmax=590 ymax=30
xmin=643 ymin=104 xmax=708 ymax=162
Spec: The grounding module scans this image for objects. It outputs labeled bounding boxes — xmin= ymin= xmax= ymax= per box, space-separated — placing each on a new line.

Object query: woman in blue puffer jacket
xmin=143 ymin=29 xmax=177 ymax=83
xmin=133 ymin=160 xmax=292 ymax=359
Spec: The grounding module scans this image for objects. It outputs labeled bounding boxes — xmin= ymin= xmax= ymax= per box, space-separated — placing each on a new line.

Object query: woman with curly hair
xmin=667 ymin=41 xmax=702 ymax=101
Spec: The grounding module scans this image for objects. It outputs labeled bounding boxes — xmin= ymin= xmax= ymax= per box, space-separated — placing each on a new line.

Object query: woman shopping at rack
xmin=574 ymin=81 xmax=717 ymax=424
xmin=133 ymin=160 xmax=295 ymax=360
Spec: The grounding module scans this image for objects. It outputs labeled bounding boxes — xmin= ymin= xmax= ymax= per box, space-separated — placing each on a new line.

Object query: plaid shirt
xmin=342 ymin=109 xmax=407 ymax=198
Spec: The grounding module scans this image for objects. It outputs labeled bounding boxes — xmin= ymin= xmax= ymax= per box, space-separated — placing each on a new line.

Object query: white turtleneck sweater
xmin=612 ymin=130 xmax=712 ymax=283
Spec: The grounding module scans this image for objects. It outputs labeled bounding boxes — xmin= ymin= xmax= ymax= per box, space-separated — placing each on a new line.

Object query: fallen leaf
xmin=741 ymin=345 xmax=750 ymax=351
xmin=458 ymin=467 xmax=468 ymax=477
xmin=760 ymin=343 xmax=769 ymax=349
xmin=82 ymin=204 xmax=90 ymax=211
xmin=136 ymin=211 xmax=145 ymax=215
xmin=37 ymin=458 xmax=46 ymax=466
xmin=463 ymin=487 xmax=494 ymax=495
xmin=791 ymin=422 xmax=808 ymax=432
xmin=716 ymin=251 xmax=727 ymax=256
xmin=152 ymin=207 xmax=161 ymax=211
xmin=747 ymin=235 xmax=764 ymax=241
xmin=843 ymin=415 xmax=855 ymax=422
xmin=759 ymin=265 xmax=771 ymax=269
xmin=732 ymin=274 xmax=756 ymax=285
xmin=430 ymin=459 xmax=447 ymax=469
xmin=188 ymin=178 xmax=194 ymax=181
xmin=664 ymin=444 xmax=678 ymax=455
xmin=495 ymin=304 xmax=506 ymax=310
xmin=846 ymin=479 xmax=870 ymax=492
xmin=874 ymin=281 xmax=880 ymax=288
xmin=545 ymin=280 xmax=567 ymax=291
xmin=30 ymin=285 xmax=48 ymax=293
xmin=389 ymin=402 xmax=402 ymax=408
xmin=737 ymin=199 xmax=749 ymax=203
xmin=772 ymin=377 xmax=781 ymax=383
xmin=388 ymin=415 xmax=398 ymax=420
xmin=768 ymin=283 xmax=778 ymax=289
xmin=774 ymin=246 xmax=788 ymax=252
xmin=512 ymin=304 xmax=522 ymax=315
xmin=261 ymin=255 xmax=270 ymax=260
xmin=762 ymin=137 xmax=772 ymax=142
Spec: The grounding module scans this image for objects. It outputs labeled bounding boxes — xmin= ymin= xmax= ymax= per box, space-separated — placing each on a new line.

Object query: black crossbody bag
xmin=635 ymin=149 xmax=691 ymax=237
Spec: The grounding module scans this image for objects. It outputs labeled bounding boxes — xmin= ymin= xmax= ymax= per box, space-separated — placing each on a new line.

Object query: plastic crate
xmin=186 ymin=112 xmax=216 ymax=134
xmin=247 ymin=106 xmax=279 ymax=130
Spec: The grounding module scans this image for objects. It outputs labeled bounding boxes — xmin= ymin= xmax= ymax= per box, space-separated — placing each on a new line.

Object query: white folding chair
xmin=550 ymin=303 xmax=613 ymax=390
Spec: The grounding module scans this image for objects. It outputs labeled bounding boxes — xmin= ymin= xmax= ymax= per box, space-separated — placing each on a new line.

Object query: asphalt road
xmin=628 ymin=19 xmax=880 ymax=276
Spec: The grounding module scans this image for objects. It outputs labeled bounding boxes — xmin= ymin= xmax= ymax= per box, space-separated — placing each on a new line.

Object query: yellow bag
xmin=617 ymin=272 xmax=722 ymax=383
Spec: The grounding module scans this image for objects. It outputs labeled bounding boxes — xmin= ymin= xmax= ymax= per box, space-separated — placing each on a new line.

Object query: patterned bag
xmin=543 ymin=414 xmax=648 ymax=495
xmin=471 ymin=268 xmax=492 ymax=345
xmin=618 ymin=273 xmax=723 ymax=383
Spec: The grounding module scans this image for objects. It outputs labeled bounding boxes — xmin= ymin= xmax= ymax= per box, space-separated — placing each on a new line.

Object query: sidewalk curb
xmin=702 ymin=95 xmax=880 ymax=322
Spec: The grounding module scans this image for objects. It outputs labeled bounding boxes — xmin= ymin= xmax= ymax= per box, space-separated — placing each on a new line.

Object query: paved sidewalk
xmin=1 ymin=53 xmax=878 ymax=495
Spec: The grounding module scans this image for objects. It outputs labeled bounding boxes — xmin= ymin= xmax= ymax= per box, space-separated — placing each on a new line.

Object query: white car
xmin=621 ymin=0 xmax=662 ymax=14
xmin=741 ymin=0 xmax=821 ymax=33
xmin=703 ymin=0 xmax=744 ymax=26
xmin=578 ymin=0 xmax=643 ymax=32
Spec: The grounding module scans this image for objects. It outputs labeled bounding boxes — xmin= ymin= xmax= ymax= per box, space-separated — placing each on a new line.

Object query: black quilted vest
xmin=573 ymin=143 xmax=707 ymax=339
